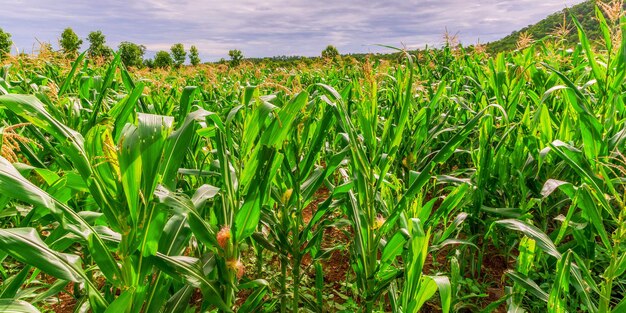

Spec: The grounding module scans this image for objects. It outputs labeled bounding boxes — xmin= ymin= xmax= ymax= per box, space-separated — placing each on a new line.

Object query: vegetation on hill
xmin=487 ymin=0 xmax=624 ymax=52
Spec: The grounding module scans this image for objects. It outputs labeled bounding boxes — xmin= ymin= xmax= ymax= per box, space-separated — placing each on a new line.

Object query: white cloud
xmin=0 ymin=0 xmax=583 ymax=60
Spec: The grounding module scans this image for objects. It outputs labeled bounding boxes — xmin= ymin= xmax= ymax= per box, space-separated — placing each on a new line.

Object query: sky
xmin=1 ymin=0 xmax=583 ymax=61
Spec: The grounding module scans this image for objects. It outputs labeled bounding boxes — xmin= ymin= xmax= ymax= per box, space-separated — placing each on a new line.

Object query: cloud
xmin=1 ymin=0 xmax=582 ymax=60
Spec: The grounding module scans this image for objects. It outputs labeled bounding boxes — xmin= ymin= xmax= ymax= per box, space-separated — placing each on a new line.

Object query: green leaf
xmin=0 ymin=299 xmax=41 ymax=313
xmin=177 ymin=86 xmax=198 ymax=123
xmin=380 ymin=231 xmax=408 ymax=267
xmin=238 ymin=285 xmax=268 ymax=312
xmin=58 ymin=51 xmax=86 ymax=97
xmin=0 ymin=157 xmax=121 ymax=286
xmin=0 ymin=94 xmax=90 ymax=176
xmin=548 ymin=251 xmax=571 ymax=312
xmin=0 ymin=266 xmax=32 ymax=298
xmin=162 ymin=108 xmax=214 ymax=188
xmin=541 ymin=179 xmax=575 ymax=198
xmin=506 ymin=270 xmax=549 ymax=303
xmin=155 ymin=185 xmax=219 ymax=248
xmin=410 ymin=276 xmax=438 ymax=312
xmin=428 ymin=275 xmax=451 ymax=313
xmin=151 ymin=253 xmax=231 ymax=312
xmin=90 ymin=53 xmax=121 ymax=127
xmin=495 ymin=219 xmax=560 ymax=259
xmin=163 ymin=286 xmax=194 ymax=313
xmin=235 ymin=194 xmax=261 ymax=242
xmin=571 ymin=12 xmax=605 ymax=93
xmin=431 ymin=108 xmax=486 ymax=164
xmin=0 ymin=228 xmax=84 ymax=282
xmin=437 ymin=212 xmax=468 ymax=244
xmin=104 ymin=289 xmax=134 ymax=313
xmin=110 ymin=83 xmax=144 ymax=140
xmin=0 ymin=228 xmax=110 ymax=312
xmin=261 ymin=91 xmax=308 ymax=148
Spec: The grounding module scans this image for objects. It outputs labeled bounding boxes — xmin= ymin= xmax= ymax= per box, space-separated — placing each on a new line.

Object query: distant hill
xmin=487 ymin=0 xmax=622 ymax=52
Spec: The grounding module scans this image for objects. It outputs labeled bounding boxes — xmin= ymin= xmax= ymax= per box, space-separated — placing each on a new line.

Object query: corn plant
xmin=256 ymin=96 xmax=348 ymax=312
xmin=317 ymin=50 xmax=486 ymax=312
xmin=0 ymin=91 xmax=235 ymax=311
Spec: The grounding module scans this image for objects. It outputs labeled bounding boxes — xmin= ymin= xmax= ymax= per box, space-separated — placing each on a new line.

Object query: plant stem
xmin=224 ymin=273 xmax=234 ymax=313
xmin=293 ymin=258 xmax=300 ymax=313
xmin=280 ymin=255 xmax=288 ymax=313
xmin=256 ymin=246 xmax=263 ymax=278
xmin=600 ymin=207 xmax=624 ymax=312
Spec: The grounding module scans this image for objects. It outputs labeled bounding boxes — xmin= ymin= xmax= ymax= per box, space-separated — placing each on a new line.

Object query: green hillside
xmin=487 ymin=0 xmax=621 ymax=52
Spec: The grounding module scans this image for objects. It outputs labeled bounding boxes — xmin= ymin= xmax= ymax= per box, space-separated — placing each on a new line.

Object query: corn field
xmin=0 ymin=9 xmax=626 ymax=313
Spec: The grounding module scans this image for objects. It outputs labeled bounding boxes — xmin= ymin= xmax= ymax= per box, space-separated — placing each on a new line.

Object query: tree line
xmin=0 ymin=27 xmax=207 ymax=68
xmin=59 ymin=28 xmax=201 ymax=68
xmin=0 ymin=27 xmax=347 ymax=68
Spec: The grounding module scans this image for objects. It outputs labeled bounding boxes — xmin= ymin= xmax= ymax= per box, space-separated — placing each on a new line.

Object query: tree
xmin=321 ymin=45 xmax=339 ymax=59
xmin=228 ymin=49 xmax=243 ymax=66
xmin=170 ymin=43 xmax=186 ymax=67
xmin=154 ymin=50 xmax=172 ymax=68
xmin=59 ymin=28 xmax=82 ymax=57
xmin=143 ymin=58 xmax=154 ymax=69
xmin=189 ymin=45 xmax=201 ymax=66
xmin=87 ymin=30 xmax=112 ymax=59
xmin=118 ymin=41 xmax=146 ymax=68
xmin=0 ymin=28 xmax=12 ymax=60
